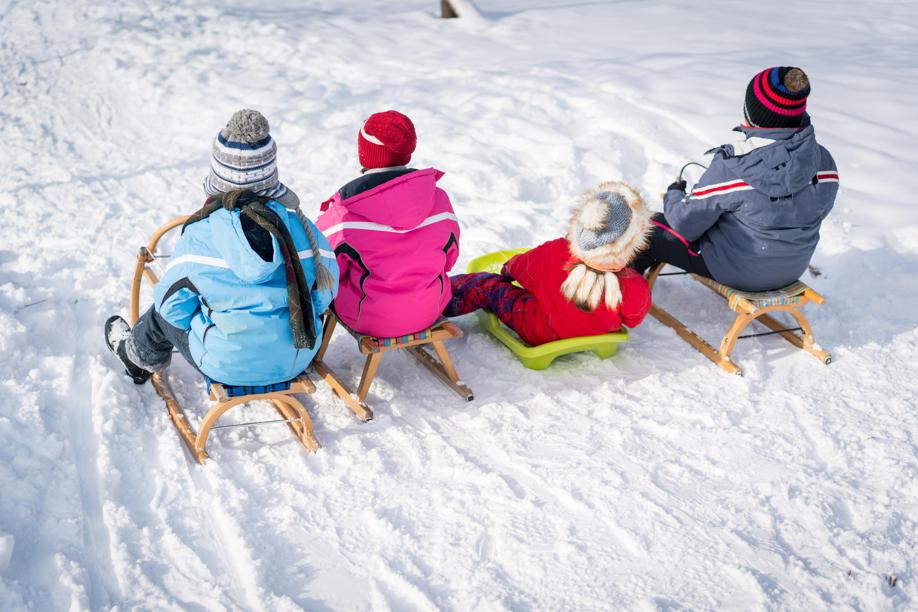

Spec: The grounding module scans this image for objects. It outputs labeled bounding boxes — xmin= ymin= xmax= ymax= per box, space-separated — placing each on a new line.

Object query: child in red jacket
xmin=445 ymin=182 xmax=653 ymax=346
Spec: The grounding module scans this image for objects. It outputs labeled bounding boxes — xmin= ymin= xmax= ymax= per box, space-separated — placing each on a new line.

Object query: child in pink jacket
xmin=316 ymin=110 xmax=461 ymax=338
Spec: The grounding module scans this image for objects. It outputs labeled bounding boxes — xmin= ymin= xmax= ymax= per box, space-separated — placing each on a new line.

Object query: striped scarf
xmin=183 ymin=191 xmax=317 ymax=350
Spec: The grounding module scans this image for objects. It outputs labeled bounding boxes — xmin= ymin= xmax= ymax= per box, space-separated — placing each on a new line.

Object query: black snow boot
xmin=104 ymin=315 xmax=151 ymax=384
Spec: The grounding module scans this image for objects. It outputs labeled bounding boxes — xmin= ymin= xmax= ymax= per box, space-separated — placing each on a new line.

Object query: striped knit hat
xmin=203 ymin=109 xmax=291 ymax=201
xmin=744 ymin=67 xmax=811 ymax=128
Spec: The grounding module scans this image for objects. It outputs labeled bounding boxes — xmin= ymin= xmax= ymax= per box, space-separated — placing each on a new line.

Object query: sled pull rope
xmin=211 ymin=417 xmax=304 ymax=430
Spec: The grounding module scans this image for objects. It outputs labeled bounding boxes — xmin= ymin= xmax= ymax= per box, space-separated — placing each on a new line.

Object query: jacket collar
xmin=708 ymin=119 xmax=814 ymax=159
xmin=361 ymin=165 xmax=408 ymax=175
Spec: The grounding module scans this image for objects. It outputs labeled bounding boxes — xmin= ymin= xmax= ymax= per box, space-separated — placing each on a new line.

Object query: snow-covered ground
xmin=2 ymin=0 xmax=917 ymax=609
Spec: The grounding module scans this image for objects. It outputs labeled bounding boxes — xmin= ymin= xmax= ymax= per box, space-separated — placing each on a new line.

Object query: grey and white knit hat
xmin=567 ymin=181 xmax=652 ymax=270
xmin=203 ymin=109 xmax=296 ymax=204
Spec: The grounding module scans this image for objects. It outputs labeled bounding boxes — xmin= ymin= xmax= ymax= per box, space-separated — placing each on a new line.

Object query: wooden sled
xmin=130 ymin=215 xmax=320 ymax=462
xmin=646 ymin=262 xmax=831 ymax=376
xmin=151 ymin=371 xmax=320 ymax=463
xmin=311 ymin=313 xmax=473 ymax=417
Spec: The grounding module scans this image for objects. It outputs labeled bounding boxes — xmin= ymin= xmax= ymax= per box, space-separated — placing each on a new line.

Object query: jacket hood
xmin=710 ymin=124 xmax=820 ymax=197
xmin=341 ymin=168 xmax=444 ymax=229
xmin=566 ymin=181 xmax=652 ymax=270
xmin=208 ymin=200 xmax=288 ymax=283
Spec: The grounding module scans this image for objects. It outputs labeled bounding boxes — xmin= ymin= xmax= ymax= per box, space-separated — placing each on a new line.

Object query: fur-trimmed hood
xmin=566 ymin=181 xmax=653 ymax=270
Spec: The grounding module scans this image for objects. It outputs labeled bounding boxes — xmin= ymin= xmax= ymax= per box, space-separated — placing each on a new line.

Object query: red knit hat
xmin=358 ymin=110 xmax=417 ymax=169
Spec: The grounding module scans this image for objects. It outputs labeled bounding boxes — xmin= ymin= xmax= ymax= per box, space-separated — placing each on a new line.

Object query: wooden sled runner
xmin=130 ymin=215 xmax=321 ymax=462
xmin=312 ymin=313 xmax=473 ymax=417
xmin=150 ymin=370 xmax=320 ymax=463
xmin=646 ymin=262 xmax=831 ymax=376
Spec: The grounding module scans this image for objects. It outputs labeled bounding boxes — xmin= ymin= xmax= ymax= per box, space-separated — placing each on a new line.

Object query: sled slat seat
xmin=205 ymin=377 xmax=295 ymax=398
xmin=311 ymin=313 xmax=473 ymax=421
xmin=376 ymin=329 xmax=432 ymax=349
xmin=693 ymin=277 xmax=817 ymax=311
xmin=646 ymin=263 xmax=831 ymax=375
xmin=347 ymin=319 xmax=443 ymax=354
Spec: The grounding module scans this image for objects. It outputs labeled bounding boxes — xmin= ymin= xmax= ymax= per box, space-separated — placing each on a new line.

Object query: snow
xmin=2 ymin=0 xmax=917 ymax=609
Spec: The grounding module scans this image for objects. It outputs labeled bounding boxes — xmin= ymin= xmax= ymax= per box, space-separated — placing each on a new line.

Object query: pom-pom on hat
xmin=203 ymin=109 xmax=292 ymax=202
xmin=744 ymin=67 xmax=811 ymax=128
xmin=567 ymin=181 xmax=653 ymax=271
xmin=358 ymin=110 xmax=417 ymax=170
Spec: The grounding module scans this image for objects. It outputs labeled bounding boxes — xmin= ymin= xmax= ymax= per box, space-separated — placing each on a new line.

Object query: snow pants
xmin=126 ymin=306 xmax=201 ymax=375
xmin=631 ymin=213 xmax=713 ymax=278
xmin=443 ymin=272 xmax=532 ymax=334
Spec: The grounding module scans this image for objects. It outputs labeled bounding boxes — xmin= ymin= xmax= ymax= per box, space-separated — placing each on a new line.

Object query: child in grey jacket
xmin=632 ymin=66 xmax=838 ymax=291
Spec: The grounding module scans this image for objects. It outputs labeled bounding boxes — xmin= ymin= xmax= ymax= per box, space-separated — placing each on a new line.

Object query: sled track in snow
xmin=176 ymin=407 xmax=267 ymax=611
xmin=68 ymin=357 xmax=119 ymax=609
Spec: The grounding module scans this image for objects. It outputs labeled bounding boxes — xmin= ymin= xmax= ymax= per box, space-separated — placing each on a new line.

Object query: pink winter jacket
xmin=316 ymin=168 xmax=461 ymax=338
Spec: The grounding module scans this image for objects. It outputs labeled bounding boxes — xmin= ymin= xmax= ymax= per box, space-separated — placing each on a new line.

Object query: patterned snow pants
xmin=443 ymin=273 xmax=532 ymax=333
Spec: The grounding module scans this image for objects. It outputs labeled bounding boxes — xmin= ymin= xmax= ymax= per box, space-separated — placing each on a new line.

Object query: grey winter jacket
xmin=664 ymin=122 xmax=838 ymax=291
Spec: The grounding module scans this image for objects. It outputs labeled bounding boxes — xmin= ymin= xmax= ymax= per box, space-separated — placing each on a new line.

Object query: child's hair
xmin=561 ymin=264 xmax=624 ymax=311
xmin=561 ymin=181 xmax=652 ymax=312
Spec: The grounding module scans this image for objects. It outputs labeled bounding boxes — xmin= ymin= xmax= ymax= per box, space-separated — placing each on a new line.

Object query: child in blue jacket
xmin=632 ymin=67 xmax=838 ymax=291
xmin=105 ymin=110 xmax=338 ymax=386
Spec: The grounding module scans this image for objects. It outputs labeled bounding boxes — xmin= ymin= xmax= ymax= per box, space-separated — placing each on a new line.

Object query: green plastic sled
xmin=465 ymin=249 xmax=629 ymax=370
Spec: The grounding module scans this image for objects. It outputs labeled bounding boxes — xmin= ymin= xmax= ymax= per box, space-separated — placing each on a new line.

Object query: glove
xmin=667 ymin=179 xmax=687 ymax=193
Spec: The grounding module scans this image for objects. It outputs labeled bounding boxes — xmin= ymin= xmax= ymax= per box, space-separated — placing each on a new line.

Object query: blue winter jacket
xmin=664 ymin=122 xmax=838 ymax=291
xmin=153 ymin=200 xmax=339 ymax=386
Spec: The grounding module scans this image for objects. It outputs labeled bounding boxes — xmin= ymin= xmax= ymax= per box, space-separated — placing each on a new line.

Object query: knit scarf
xmin=183 ymin=190 xmax=317 ymax=350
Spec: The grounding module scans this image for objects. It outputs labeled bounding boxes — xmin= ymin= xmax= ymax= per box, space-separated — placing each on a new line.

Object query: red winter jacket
xmin=503 ymin=238 xmax=652 ymax=346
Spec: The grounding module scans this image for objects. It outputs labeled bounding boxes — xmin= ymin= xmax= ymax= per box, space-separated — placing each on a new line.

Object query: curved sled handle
xmin=130 ymin=215 xmax=190 ymax=325
xmin=146 ymin=215 xmax=190 ymax=254
xmin=678 ymin=161 xmax=708 ymax=182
